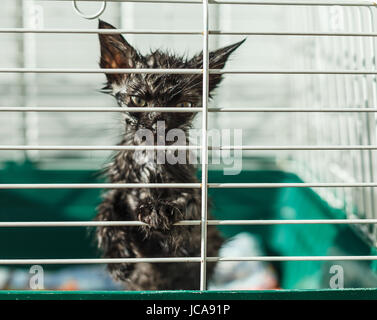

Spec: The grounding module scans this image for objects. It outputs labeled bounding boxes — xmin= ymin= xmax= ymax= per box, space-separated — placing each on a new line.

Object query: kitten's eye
xmin=176 ymin=101 xmax=192 ymax=108
xmin=131 ymin=96 xmax=147 ymax=107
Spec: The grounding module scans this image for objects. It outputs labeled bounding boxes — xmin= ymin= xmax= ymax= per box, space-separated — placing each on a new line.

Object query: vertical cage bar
xmin=350 ymin=8 xmax=368 ymax=222
xmin=357 ymin=7 xmax=376 ymax=238
xmin=294 ymin=4 xmax=304 ymax=178
xmin=210 ymin=0 xmax=220 ymax=131
xmin=366 ymin=6 xmax=377 ymax=244
xmin=345 ymin=7 xmax=366 ymax=220
xmin=21 ymin=0 xmax=40 ymax=161
xmin=314 ymin=6 xmax=328 ymax=201
xmin=342 ymin=8 xmax=359 ymax=220
xmin=200 ymin=0 xmax=209 ymax=291
xmin=306 ymin=6 xmax=316 ymax=184
xmin=334 ymin=6 xmax=349 ymax=211
xmin=327 ymin=9 xmax=345 ymax=206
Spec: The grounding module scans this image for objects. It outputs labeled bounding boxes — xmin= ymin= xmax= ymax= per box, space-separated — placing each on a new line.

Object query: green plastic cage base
xmin=1 ymin=161 xmax=377 ymax=298
xmin=0 ymin=289 xmax=377 ymax=300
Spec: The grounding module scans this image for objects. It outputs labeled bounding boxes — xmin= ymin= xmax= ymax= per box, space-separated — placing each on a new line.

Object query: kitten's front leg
xmin=96 ymin=193 xmax=137 ymax=282
xmin=98 ymin=226 xmax=137 ymax=282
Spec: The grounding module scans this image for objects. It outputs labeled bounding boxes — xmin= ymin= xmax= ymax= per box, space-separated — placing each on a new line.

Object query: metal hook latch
xmin=72 ymin=1 xmax=107 ymax=20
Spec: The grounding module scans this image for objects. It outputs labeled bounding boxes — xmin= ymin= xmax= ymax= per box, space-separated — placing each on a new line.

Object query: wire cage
xmin=2 ymin=0 xmax=377 ymax=299
xmin=290 ymin=3 xmax=377 ymax=246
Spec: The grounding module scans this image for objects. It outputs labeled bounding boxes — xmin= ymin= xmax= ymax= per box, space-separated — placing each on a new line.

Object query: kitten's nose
xmin=139 ymin=111 xmax=164 ymax=131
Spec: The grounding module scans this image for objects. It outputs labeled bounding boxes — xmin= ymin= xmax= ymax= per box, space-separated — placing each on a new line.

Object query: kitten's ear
xmin=209 ymin=39 xmax=246 ymax=69
xmin=98 ymin=20 xmax=139 ymax=86
xmin=208 ymin=39 xmax=245 ymax=91
xmin=190 ymin=39 xmax=245 ymax=92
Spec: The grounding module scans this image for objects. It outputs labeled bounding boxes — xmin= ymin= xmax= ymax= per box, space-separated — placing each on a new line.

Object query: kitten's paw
xmin=137 ymin=202 xmax=162 ymax=230
xmin=137 ymin=200 xmax=180 ymax=231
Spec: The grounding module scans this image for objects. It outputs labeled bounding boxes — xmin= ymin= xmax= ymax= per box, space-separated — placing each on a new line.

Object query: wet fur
xmin=95 ymin=20 xmax=244 ymax=290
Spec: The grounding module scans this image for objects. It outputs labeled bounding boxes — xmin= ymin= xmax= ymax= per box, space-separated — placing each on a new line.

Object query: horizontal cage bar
xmin=0 ymin=221 xmax=200 ymax=227
xmin=0 ymin=107 xmax=202 ymax=112
xmin=3 ymin=29 xmax=377 ymax=37
xmin=212 ymin=31 xmax=377 ymax=36
xmin=46 ymin=0 xmax=377 ymax=7
xmin=2 ymin=68 xmax=377 ymax=75
xmin=0 ymin=183 xmax=201 ymax=189
xmin=215 ymin=70 xmax=377 ymax=75
xmin=209 ymin=183 xmax=377 ymax=188
xmin=1 ymin=256 xmax=377 ymax=265
xmin=207 ymin=256 xmax=377 ymax=262
xmin=3 ymin=145 xmax=377 ymax=151
xmin=3 ymin=183 xmax=377 ymax=189
xmin=2 ymin=107 xmax=377 ymax=112
xmin=1 ymin=219 xmax=377 ymax=227
xmin=0 ymin=29 xmax=202 ymax=35
xmin=0 ymin=146 xmax=201 ymax=151
xmin=218 ymin=145 xmax=377 ymax=150
xmin=0 ymin=258 xmax=201 ymax=265
xmin=0 ymin=68 xmax=202 ymax=74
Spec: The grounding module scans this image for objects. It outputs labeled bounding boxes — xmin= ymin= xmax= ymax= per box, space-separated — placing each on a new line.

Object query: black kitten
xmin=95 ymin=20 xmax=244 ymax=290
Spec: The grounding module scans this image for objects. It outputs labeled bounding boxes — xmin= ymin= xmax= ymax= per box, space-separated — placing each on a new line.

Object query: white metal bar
xmin=343 ymin=7 xmax=363 ymax=220
xmin=208 ymin=182 xmax=377 ymax=188
xmin=6 ymin=145 xmax=377 ymax=151
xmin=0 ymin=258 xmax=201 ymax=265
xmin=200 ymin=0 xmax=209 ymax=292
xmin=366 ymin=6 xmax=377 ymax=242
xmin=214 ymin=0 xmax=377 ymax=5
xmin=0 ymin=145 xmax=201 ymax=150
xmin=355 ymin=7 xmax=375 ymax=232
xmin=332 ymin=5 xmax=348 ymax=212
xmin=342 ymin=19 xmax=358 ymax=223
xmin=20 ymin=0 xmax=39 ymax=162
xmin=4 ymin=183 xmax=377 ymax=189
xmin=0 ymin=256 xmax=376 ymax=265
xmin=0 ymin=221 xmax=200 ymax=227
xmin=0 ymin=107 xmax=201 ymax=112
xmin=0 ymin=68 xmax=201 ymax=74
xmin=208 ymin=219 xmax=377 ymax=225
xmin=212 ymin=69 xmax=377 ymax=74
xmin=207 ymin=256 xmax=377 ymax=262
xmin=347 ymin=7 xmax=369 ymax=221
xmin=5 ymin=107 xmax=377 ymax=112
xmin=5 ymin=29 xmax=377 ymax=37
xmin=45 ymin=0 xmax=204 ymax=3
xmin=215 ymin=145 xmax=377 ymax=150
xmin=45 ymin=0 xmax=377 ymax=7
xmin=0 ymin=28 xmax=202 ymax=35
xmin=210 ymin=0 xmax=377 ymax=5
xmin=0 ymin=183 xmax=201 ymax=189
xmin=2 ymin=219 xmax=377 ymax=227
xmin=214 ymin=145 xmax=377 ymax=151
xmin=211 ymin=31 xmax=377 ymax=36
xmin=3 ymin=68 xmax=377 ymax=75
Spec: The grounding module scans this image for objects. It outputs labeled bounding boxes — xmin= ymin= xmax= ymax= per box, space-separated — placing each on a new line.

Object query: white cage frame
xmin=1 ymin=0 xmax=377 ymax=291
